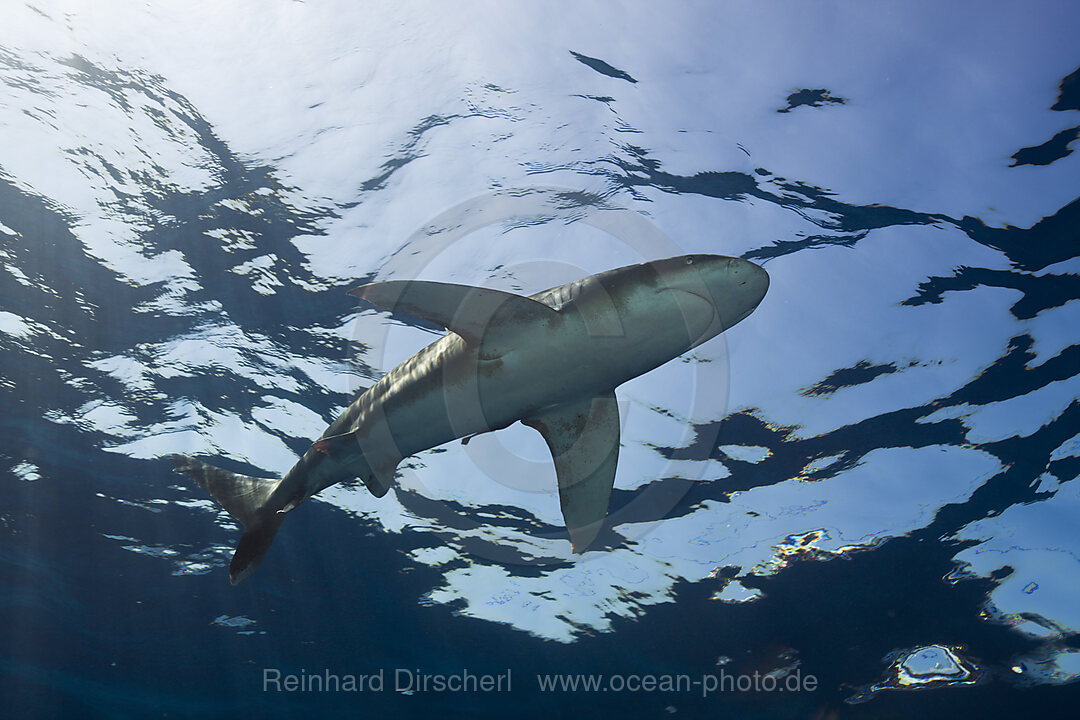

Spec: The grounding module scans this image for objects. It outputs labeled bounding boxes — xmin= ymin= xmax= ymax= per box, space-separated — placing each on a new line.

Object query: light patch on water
xmin=105 ymin=526 xmax=231 ymax=575
xmin=250 ymin=396 xmax=329 ymax=441
xmin=0 ymin=311 xmax=36 ymax=338
xmin=634 ymin=445 xmax=998 ymax=582
xmin=173 ymin=562 xmax=214 ymax=576
xmin=888 ymin=645 xmax=977 ymax=687
xmin=80 ymin=324 xmax=308 ymax=395
xmin=410 ymin=546 xmax=460 ymax=567
xmin=132 ymin=277 xmax=213 ymax=316
xmin=1049 ymin=432 xmax=1080 ymax=462
xmin=1011 ymin=646 xmax=1080 ymax=686
xmin=88 ymin=355 xmax=158 ymax=392
xmin=0 ymin=315 xmax=69 ymax=344
xmin=60 ymin=398 xmax=300 ymax=476
xmin=316 ymin=483 xmax=430 ymax=535
xmin=424 ymin=550 xmax=662 ymax=644
xmin=1035 ymin=257 xmax=1080 ymax=276
xmin=654 ymin=458 xmax=731 ymax=483
xmin=1032 ymin=472 xmax=1061 ymax=495
xmin=847 ymin=644 xmax=980 ymax=703
xmin=97 ymin=495 xmax=162 ymax=514
xmin=102 ymin=533 xmax=180 ymax=558
xmin=75 ymin=233 xmax=199 ymax=289
xmin=717 ymin=445 xmax=770 ymax=463
xmin=1024 ymin=299 xmax=1080 ymax=369
xmin=216 ymin=198 xmax=262 ymax=216
xmin=50 ymin=399 xmax=141 ymax=437
xmin=105 ymin=407 xmax=299 ymax=473
xmin=2 ymin=262 xmax=33 ymax=288
xmin=801 ymin=454 xmax=845 ymax=476
xmin=71 ymin=324 xmax=364 ymax=461
xmin=920 ymin=373 xmax=1080 ymax=444
xmin=147 ymin=323 xmax=302 ymax=391
xmin=710 ymin=581 xmax=763 ymax=604
xmin=173 ymin=498 xmax=217 ymax=511
xmin=0 ymin=47 xmax=217 ymax=289
xmin=212 ymin=614 xmax=256 ymax=629
xmin=12 ymin=461 xmax=41 ymax=482
xmin=205 ymin=227 xmax=259 ymax=252
xmin=950 ymin=479 xmax=1080 ymax=642
xmin=389 ymin=445 xmax=1000 ymax=641
xmin=229 ymin=253 xmax=284 ymax=295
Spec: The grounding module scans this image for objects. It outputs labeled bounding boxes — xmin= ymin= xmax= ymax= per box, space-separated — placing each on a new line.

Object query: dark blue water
xmin=2 ymin=20 xmax=1079 ymax=720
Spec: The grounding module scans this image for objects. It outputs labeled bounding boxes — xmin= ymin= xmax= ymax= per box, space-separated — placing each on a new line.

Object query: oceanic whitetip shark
xmin=175 ymin=255 xmax=769 ymax=584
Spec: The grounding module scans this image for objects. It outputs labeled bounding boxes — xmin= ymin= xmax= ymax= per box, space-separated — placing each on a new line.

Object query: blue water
xmin=2 ymin=3 xmax=1079 ymax=718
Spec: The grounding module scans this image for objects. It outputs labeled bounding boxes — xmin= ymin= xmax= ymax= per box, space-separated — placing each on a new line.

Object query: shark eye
xmin=685 ymin=257 xmax=694 ymax=265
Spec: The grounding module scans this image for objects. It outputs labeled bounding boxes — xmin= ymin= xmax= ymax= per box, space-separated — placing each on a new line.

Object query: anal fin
xmin=309 ymin=431 xmax=395 ymax=498
xmin=524 ymin=392 xmax=620 ymax=553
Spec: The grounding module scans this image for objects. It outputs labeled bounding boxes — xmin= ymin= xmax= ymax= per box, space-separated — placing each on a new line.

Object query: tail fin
xmin=172 ymin=455 xmax=284 ymax=585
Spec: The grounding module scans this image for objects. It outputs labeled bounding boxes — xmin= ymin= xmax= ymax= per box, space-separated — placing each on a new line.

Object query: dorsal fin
xmin=349 ymin=280 xmax=557 ymax=349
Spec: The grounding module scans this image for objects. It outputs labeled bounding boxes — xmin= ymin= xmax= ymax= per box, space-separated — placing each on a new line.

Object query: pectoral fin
xmin=524 ymin=392 xmax=620 ymax=553
xmin=349 ymin=280 xmax=557 ymax=353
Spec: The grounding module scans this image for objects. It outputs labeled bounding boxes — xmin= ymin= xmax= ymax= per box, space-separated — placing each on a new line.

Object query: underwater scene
xmin=1 ymin=2 xmax=1078 ymax=718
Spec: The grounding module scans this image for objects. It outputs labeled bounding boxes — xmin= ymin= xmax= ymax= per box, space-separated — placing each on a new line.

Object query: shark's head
xmin=578 ymin=254 xmax=769 ymax=363
xmin=647 ymin=254 xmax=770 ymax=349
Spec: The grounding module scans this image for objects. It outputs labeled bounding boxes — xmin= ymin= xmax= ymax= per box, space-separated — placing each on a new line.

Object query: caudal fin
xmin=172 ymin=455 xmax=284 ymax=585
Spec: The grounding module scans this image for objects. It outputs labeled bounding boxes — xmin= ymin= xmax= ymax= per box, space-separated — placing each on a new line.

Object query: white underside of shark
xmin=175 ymin=254 xmax=769 ymax=584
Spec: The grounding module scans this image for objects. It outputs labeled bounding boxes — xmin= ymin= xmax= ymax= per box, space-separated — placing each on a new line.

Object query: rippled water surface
xmin=2 ymin=2 xmax=1079 ymax=718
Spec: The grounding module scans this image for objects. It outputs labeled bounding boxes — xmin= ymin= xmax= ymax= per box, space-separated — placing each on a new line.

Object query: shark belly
xmin=356 ymin=322 xmax=604 ymax=463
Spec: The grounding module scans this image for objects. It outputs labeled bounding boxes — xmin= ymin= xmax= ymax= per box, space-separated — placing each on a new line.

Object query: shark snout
xmin=737 ymin=259 xmax=769 ymax=310
xmin=680 ymin=255 xmax=769 ymax=312
xmin=717 ymin=258 xmax=768 ymax=329
xmin=649 ymin=255 xmax=769 ymax=344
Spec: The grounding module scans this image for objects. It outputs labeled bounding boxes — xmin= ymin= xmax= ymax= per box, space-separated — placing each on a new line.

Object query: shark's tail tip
xmin=228 ymin=515 xmax=284 ymax=586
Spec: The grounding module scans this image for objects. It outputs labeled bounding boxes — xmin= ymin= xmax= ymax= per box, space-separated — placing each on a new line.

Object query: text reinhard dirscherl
xmin=263 ymin=668 xmax=511 ymax=694
xmin=262 ymin=668 xmax=819 ymax=697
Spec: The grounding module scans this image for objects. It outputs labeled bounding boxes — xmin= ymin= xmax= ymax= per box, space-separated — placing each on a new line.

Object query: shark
xmin=174 ymin=254 xmax=769 ymax=584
